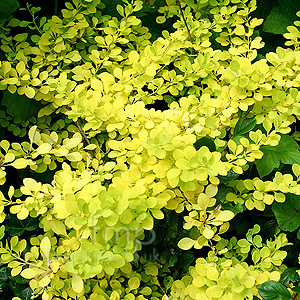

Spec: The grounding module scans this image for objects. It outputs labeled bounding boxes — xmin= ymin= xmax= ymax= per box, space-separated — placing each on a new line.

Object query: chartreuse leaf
xmin=10 ymin=158 xmax=30 ymax=169
xmin=40 ymin=237 xmax=51 ymax=260
xmin=50 ymin=219 xmax=68 ymax=236
xmin=72 ymin=274 xmax=84 ymax=293
xmin=258 ymin=280 xmax=291 ymax=300
xmin=272 ymin=193 xmax=300 ymax=232
xmin=256 ymin=135 xmax=300 ymax=178
xmin=178 ymin=238 xmax=195 ymax=250
xmin=128 ymin=277 xmax=140 ymax=290
xmin=21 ymin=268 xmax=45 ymax=279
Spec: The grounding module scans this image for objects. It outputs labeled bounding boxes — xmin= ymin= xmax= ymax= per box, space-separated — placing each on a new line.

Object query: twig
xmin=176 ymin=0 xmax=195 ymax=55
xmin=220 ymin=134 xmax=234 ymax=153
xmin=76 ymin=120 xmax=91 ymax=145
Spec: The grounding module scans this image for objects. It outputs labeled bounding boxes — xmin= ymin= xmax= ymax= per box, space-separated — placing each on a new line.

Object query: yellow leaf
xmin=72 ymin=274 xmax=84 ymax=294
xmin=17 ymin=206 xmax=29 ymax=220
xmin=206 ymin=267 xmax=219 ymax=281
xmin=205 ymin=184 xmax=218 ymax=198
xmin=39 ymin=275 xmax=51 ymax=287
xmin=215 ymin=210 xmax=235 ymax=222
xmin=197 ymin=193 xmax=210 ymax=210
xmin=25 ymin=86 xmax=35 ymax=99
xmin=50 ymin=220 xmax=68 ymax=236
xmin=50 ymin=260 xmax=60 ymax=273
xmin=128 ymin=277 xmax=140 ymax=290
xmin=40 ymin=237 xmax=51 ymax=259
xmin=21 ymin=267 xmax=45 ymax=279
xmin=3 ymin=153 xmax=15 ymax=164
xmin=11 ymin=266 xmax=22 ymax=277
xmin=206 ymin=285 xmax=224 ymax=298
xmin=8 ymin=186 xmax=14 ymax=199
xmin=0 ymin=140 xmax=10 ymax=152
xmin=36 ymin=143 xmax=52 ymax=155
xmin=11 ymin=158 xmax=29 ymax=169
xmin=66 ymin=152 xmax=83 ymax=162
xmin=177 ymin=237 xmax=195 ymax=250
xmin=16 ymin=61 xmax=25 ymax=75
xmin=203 ymin=227 xmax=214 ymax=239
xmin=128 ymin=51 xmax=139 ymax=63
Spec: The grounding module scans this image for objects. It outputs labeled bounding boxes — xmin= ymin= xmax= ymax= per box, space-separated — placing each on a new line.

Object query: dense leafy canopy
xmin=0 ymin=0 xmax=300 ymax=299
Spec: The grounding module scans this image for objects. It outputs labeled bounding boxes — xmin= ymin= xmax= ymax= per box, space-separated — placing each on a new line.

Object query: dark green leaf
xmin=163 ymin=95 xmax=176 ymax=105
xmin=234 ymin=115 xmax=256 ymax=136
xmin=255 ymin=134 xmax=300 ymax=178
xmin=263 ymin=1 xmax=297 ymax=35
xmin=215 ymin=184 xmax=227 ymax=201
xmin=194 ymin=137 xmax=216 ymax=152
xmin=292 ymin=286 xmax=300 ymax=293
xmin=163 ymin=276 xmax=174 ymax=292
xmin=169 ymin=254 xmax=178 ymax=267
xmin=1 ymin=90 xmax=43 ymax=122
xmin=258 ymin=280 xmax=291 ymax=300
xmin=272 ymin=193 xmax=300 ymax=232
xmin=222 ymin=202 xmax=244 ymax=214
xmin=6 ymin=215 xmax=38 ymax=236
xmin=280 ymin=268 xmax=300 ymax=284
xmin=177 ymin=252 xmax=195 ymax=267
xmin=219 ymin=169 xmax=239 ymax=183
xmin=18 ymin=287 xmax=33 ymax=300
xmin=0 ymin=0 xmax=19 ymax=24
xmin=9 ymin=274 xmax=28 ymax=284
xmin=0 ymin=267 xmax=9 ymax=283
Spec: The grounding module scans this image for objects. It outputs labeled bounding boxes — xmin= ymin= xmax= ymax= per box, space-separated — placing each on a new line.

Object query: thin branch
xmin=220 ymin=134 xmax=234 ymax=153
xmin=76 ymin=120 xmax=91 ymax=145
xmin=176 ymin=0 xmax=195 ymax=55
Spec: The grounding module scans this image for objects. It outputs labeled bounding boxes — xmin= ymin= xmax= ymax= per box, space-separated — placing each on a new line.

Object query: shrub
xmin=0 ymin=0 xmax=300 ymax=299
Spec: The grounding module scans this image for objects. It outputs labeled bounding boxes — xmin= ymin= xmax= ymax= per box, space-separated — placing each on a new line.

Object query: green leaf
xmin=163 ymin=276 xmax=174 ymax=292
xmin=272 ymin=194 xmax=300 ymax=232
xmin=0 ymin=266 xmax=9 ymax=283
xmin=177 ymin=252 xmax=195 ymax=267
xmin=234 ymin=115 xmax=256 ymax=136
xmin=263 ymin=1 xmax=298 ymax=35
xmin=222 ymin=202 xmax=244 ymax=214
xmin=18 ymin=287 xmax=33 ymax=300
xmin=0 ymin=0 xmax=19 ymax=24
xmin=169 ymin=254 xmax=178 ymax=267
xmin=280 ymin=268 xmax=300 ymax=284
xmin=6 ymin=215 xmax=38 ymax=236
xmin=194 ymin=137 xmax=216 ymax=152
xmin=219 ymin=169 xmax=239 ymax=183
xmin=258 ymin=280 xmax=291 ymax=300
xmin=292 ymin=286 xmax=300 ymax=293
xmin=255 ymin=135 xmax=300 ymax=178
xmin=1 ymin=90 xmax=43 ymax=122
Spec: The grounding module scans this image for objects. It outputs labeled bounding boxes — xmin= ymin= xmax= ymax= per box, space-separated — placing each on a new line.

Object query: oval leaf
xmin=258 ymin=280 xmax=291 ymax=300
xmin=72 ymin=274 xmax=84 ymax=294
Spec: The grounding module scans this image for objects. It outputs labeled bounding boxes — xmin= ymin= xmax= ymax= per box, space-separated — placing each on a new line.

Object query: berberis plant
xmin=0 ymin=0 xmax=300 ymax=299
